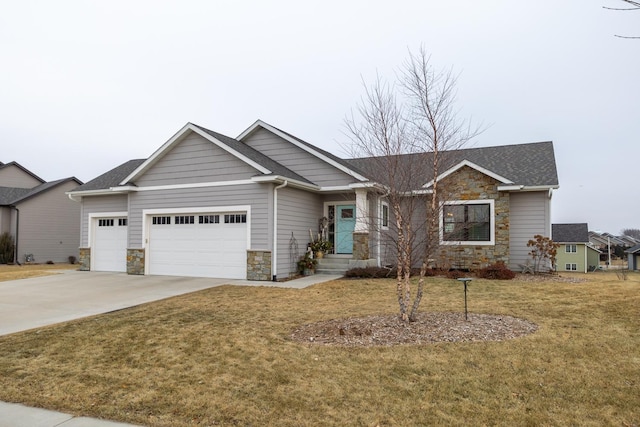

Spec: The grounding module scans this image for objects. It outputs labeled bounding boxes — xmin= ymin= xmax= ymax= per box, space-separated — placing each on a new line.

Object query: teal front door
xmin=336 ymin=205 xmax=356 ymax=254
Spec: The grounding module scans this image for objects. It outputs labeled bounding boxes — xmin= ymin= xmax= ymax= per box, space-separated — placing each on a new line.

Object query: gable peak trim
xmin=423 ymin=159 xmax=514 ymax=188
xmin=237 ymin=120 xmax=369 ymax=182
xmin=119 ymin=123 xmax=272 ymax=185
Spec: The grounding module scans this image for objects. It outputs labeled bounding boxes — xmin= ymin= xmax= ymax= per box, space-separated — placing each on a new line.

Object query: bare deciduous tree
xmin=621 ymin=228 xmax=640 ymax=240
xmin=604 ymin=0 xmax=640 ymax=39
xmin=345 ymin=48 xmax=480 ymax=322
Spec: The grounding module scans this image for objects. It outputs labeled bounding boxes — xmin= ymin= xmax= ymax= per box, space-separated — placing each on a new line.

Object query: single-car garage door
xmin=92 ymin=217 xmax=128 ymax=272
xmin=148 ymin=212 xmax=247 ymax=279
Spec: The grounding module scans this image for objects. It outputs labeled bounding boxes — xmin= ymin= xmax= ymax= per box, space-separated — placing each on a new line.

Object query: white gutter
xmin=497 ymin=184 xmax=560 ymax=192
xmin=272 ymin=180 xmax=288 ymax=281
xmin=251 ymin=175 xmax=318 ymax=192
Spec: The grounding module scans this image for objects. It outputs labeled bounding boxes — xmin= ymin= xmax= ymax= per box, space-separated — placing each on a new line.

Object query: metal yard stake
xmin=456 ymin=277 xmax=472 ymax=321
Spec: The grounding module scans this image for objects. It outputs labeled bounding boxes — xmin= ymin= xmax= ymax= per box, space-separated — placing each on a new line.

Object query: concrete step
xmin=316 ymin=255 xmax=351 ymax=275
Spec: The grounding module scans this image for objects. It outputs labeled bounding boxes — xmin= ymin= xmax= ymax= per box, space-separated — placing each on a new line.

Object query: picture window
xmin=443 ymin=203 xmax=491 ymax=242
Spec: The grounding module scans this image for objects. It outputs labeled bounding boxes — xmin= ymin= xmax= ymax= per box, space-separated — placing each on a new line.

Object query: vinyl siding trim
xmin=238 ymin=120 xmax=368 ymax=182
xmin=120 ymin=124 xmax=271 ymax=185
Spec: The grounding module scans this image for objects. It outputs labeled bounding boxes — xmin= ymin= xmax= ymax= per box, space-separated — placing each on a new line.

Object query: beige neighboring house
xmin=0 ymin=161 xmax=82 ymax=264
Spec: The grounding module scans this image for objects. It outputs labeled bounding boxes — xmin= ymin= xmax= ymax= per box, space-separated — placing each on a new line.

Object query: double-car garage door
xmin=92 ymin=211 xmax=248 ymax=279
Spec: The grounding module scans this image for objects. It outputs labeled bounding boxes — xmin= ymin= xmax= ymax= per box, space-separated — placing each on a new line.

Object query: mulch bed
xmin=291 ymin=312 xmax=538 ymax=347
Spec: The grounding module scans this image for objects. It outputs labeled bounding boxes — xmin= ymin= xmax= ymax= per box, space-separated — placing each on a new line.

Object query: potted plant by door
xmin=298 ymin=252 xmax=317 ymax=276
xmin=310 ymin=239 xmax=332 ymax=259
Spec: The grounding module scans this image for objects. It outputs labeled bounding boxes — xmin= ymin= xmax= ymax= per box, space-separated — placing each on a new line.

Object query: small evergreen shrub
xmin=445 ymin=269 xmax=466 ymax=279
xmin=0 ymin=232 xmax=14 ymax=264
xmin=476 ymin=262 xmax=516 ymax=280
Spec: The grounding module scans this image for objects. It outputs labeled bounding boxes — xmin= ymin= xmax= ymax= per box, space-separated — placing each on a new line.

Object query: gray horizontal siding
xmin=80 ymin=194 xmax=129 ymax=247
xmin=135 ymin=132 xmax=260 ymax=186
xmin=127 ymin=183 xmax=271 ymax=249
xmin=243 ymin=128 xmax=357 ymax=187
xmin=15 ymin=180 xmax=81 ymax=263
xmin=276 ymin=187 xmax=323 ymax=277
xmin=509 ymin=191 xmax=551 ymax=269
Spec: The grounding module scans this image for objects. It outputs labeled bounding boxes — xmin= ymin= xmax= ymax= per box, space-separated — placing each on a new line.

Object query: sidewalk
xmin=0 ymin=272 xmax=342 ymax=427
xmin=0 ymin=401 xmax=140 ymax=427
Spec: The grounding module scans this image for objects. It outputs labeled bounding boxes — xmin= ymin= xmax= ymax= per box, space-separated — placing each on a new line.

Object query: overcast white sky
xmin=1 ymin=1 xmax=638 ymax=234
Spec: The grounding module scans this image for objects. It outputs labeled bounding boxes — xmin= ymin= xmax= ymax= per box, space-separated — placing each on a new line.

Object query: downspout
xmin=272 ymin=180 xmax=288 ymax=281
xmin=10 ymin=206 xmax=20 ymax=265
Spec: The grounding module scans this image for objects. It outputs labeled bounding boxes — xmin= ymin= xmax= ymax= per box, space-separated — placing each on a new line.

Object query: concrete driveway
xmin=0 ymin=270 xmax=338 ymax=336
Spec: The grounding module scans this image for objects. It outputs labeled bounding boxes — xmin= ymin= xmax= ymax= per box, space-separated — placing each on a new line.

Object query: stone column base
xmin=127 ymin=249 xmax=145 ymax=275
xmin=247 ymin=250 xmax=272 ymax=281
xmin=353 ymin=232 xmax=370 ymax=260
xmin=78 ymin=248 xmax=90 ymax=271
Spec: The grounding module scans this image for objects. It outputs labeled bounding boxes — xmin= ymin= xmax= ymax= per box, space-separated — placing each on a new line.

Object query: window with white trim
xmin=565 ymin=244 xmax=577 ymax=253
xmin=224 ymin=214 xmax=247 ymax=224
xmin=381 ymin=202 xmax=389 ymax=229
xmin=442 ymin=201 xmax=492 ymax=243
xmin=98 ymin=219 xmax=114 ymax=227
xmin=118 ymin=218 xmax=127 ymax=226
xmin=152 ymin=216 xmax=171 ymax=225
xmin=565 ymin=263 xmax=577 ymax=271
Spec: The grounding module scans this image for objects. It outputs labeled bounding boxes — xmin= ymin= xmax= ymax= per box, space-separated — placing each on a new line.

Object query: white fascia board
xmin=119 ymin=123 xmax=272 ymax=186
xmin=251 ymin=175 xmax=320 ymax=191
xmin=66 ymin=189 xmax=127 ymax=197
xmin=114 ymin=180 xmax=256 ymax=192
xmin=237 ymin=120 xmax=369 ymax=182
xmin=497 ymin=184 xmax=559 ymax=192
xmin=423 ymin=160 xmax=514 ymax=188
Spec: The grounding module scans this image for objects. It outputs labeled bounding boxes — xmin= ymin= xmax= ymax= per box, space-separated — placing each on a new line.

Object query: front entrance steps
xmin=316 ymin=254 xmax=351 ymax=275
xmin=315 ymin=254 xmax=378 ymax=275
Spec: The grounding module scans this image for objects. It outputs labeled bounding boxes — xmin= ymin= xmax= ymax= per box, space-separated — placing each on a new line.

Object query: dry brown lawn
xmin=0 ymin=270 xmax=638 ymax=426
xmin=0 ymin=263 xmax=77 ymax=282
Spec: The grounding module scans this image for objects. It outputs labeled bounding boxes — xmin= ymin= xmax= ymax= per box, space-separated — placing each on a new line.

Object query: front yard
xmin=0 ymin=272 xmax=638 ymax=426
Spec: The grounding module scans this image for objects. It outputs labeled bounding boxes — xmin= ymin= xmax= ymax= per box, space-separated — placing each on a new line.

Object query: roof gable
xmin=237 ymin=120 xmax=369 ymax=183
xmin=0 ymin=161 xmax=46 ymax=188
xmin=120 ymin=123 xmax=311 ymax=187
xmin=423 ymin=160 xmax=514 ymax=188
xmin=1 ymin=177 xmax=82 ymax=205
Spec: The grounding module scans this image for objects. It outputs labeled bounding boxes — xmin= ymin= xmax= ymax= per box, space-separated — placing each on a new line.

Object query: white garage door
xmin=148 ymin=212 xmax=247 ymax=279
xmin=93 ymin=218 xmax=127 ymax=272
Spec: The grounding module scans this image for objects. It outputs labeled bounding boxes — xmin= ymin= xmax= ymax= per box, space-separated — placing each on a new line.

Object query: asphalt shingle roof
xmin=0 ymin=178 xmax=82 ymax=205
xmin=552 ymin=223 xmax=589 ymax=243
xmin=347 ymin=141 xmax=558 ymax=188
xmin=0 ymin=187 xmax=31 ymax=205
xmin=72 ymin=159 xmax=146 ymax=192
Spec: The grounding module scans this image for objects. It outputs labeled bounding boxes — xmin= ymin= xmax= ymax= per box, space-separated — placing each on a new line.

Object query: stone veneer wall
xmin=127 ymin=249 xmax=145 ymax=275
xmin=435 ymin=166 xmax=510 ymax=270
xmin=353 ymin=232 xmax=370 ymax=260
xmin=247 ymin=250 xmax=272 ymax=281
xmin=78 ymin=248 xmax=90 ymax=271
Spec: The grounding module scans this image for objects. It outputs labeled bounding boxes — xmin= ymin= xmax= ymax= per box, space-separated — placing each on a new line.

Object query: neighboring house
xmin=67 ymin=120 xmax=559 ymax=280
xmin=625 ymin=245 xmax=640 ymax=271
xmin=0 ymin=161 xmax=82 ymax=263
xmin=552 ymin=223 xmax=601 ymax=273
